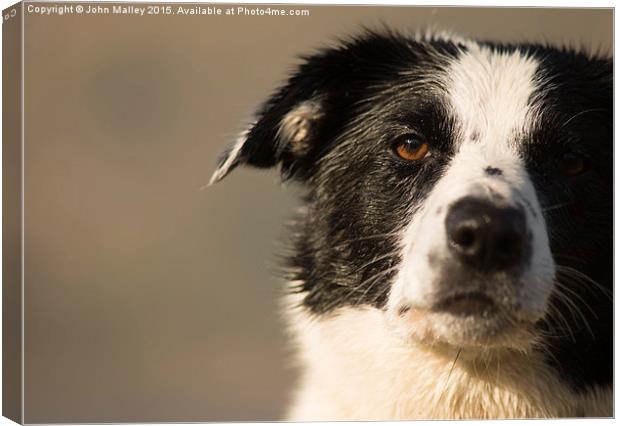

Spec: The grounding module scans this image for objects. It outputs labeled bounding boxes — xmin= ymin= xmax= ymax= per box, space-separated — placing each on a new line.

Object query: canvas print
xmin=2 ymin=2 xmax=613 ymax=423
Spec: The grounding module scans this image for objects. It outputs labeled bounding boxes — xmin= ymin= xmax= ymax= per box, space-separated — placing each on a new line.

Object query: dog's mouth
xmin=397 ymin=291 xmax=501 ymax=319
xmin=394 ymin=291 xmax=538 ymax=349
xmin=432 ymin=292 xmax=499 ymax=317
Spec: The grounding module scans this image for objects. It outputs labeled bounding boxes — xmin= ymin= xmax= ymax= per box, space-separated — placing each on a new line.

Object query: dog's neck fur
xmin=284 ymin=292 xmax=612 ymax=420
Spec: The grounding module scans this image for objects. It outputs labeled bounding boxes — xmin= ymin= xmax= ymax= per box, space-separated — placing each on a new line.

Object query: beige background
xmin=22 ymin=4 xmax=612 ymax=423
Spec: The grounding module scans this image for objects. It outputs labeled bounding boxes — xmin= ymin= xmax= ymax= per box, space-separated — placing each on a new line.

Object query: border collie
xmin=210 ymin=30 xmax=612 ymax=419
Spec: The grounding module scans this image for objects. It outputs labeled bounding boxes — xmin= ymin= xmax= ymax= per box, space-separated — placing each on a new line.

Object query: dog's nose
xmin=445 ymin=197 xmax=528 ymax=272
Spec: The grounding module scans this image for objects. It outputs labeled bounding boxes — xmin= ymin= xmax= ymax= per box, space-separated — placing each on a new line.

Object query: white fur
xmin=276 ymin=100 xmax=323 ymax=155
xmin=285 ymin=297 xmax=612 ymax=420
xmin=208 ymin=126 xmax=251 ymax=185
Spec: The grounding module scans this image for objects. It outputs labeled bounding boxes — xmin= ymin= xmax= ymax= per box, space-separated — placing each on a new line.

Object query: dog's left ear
xmin=209 ymin=67 xmax=331 ymax=185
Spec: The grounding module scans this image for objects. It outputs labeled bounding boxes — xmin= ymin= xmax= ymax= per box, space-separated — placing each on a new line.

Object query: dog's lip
xmin=397 ymin=292 xmax=499 ymax=319
xmin=432 ymin=292 xmax=499 ymax=317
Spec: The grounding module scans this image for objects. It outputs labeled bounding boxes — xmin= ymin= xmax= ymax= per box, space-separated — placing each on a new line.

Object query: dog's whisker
xmin=438 ymin=348 xmax=462 ymax=404
xmin=351 ymin=251 xmax=401 ymax=274
xmin=560 ymin=108 xmax=606 ymax=128
xmin=541 ymin=202 xmax=573 ymax=213
xmin=549 ymin=286 xmax=595 ymax=340
xmin=555 ymin=265 xmax=612 ymax=300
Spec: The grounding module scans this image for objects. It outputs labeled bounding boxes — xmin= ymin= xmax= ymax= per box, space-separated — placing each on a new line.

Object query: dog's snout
xmin=445 ymin=197 xmax=527 ymax=272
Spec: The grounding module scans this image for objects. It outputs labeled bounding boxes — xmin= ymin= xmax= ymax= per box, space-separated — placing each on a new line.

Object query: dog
xmin=210 ymin=30 xmax=612 ymax=419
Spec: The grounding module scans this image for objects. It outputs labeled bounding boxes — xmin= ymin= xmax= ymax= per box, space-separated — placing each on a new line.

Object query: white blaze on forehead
xmin=446 ymin=44 xmax=540 ymax=150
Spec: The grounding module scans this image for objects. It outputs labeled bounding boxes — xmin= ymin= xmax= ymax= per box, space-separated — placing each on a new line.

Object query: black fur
xmin=523 ymin=47 xmax=613 ymax=392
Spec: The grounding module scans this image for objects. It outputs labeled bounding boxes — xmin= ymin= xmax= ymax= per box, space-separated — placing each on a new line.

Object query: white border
xmin=0 ymin=1 xmax=615 ymax=426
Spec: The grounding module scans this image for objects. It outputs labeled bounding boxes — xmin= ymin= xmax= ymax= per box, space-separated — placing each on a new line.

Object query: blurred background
xmin=23 ymin=4 xmax=612 ymax=423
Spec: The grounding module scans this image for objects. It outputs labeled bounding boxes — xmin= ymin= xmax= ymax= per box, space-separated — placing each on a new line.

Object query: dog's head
xmin=211 ymin=31 xmax=612 ymax=377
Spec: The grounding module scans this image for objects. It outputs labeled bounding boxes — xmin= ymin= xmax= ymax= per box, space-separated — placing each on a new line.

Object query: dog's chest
xmin=284 ymin=301 xmax=611 ymax=420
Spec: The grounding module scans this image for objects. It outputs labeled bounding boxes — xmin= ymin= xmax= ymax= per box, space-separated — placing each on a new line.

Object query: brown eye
xmin=394 ymin=137 xmax=429 ymax=161
xmin=559 ymin=152 xmax=588 ymax=176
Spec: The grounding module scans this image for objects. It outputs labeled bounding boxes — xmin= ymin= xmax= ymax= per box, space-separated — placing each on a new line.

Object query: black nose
xmin=445 ymin=197 xmax=528 ymax=272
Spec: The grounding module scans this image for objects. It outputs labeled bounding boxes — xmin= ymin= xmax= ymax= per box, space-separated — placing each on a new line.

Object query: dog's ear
xmin=209 ymin=65 xmax=331 ymax=185
xmin=208 ymin=30 xmax=436 ymax=185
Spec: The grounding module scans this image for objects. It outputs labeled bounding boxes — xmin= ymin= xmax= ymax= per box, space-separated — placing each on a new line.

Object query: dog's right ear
xmin=209 ymin=68 xmax=330 ymax=185
xmin=209 ymin=29 xmax=433 ymax=185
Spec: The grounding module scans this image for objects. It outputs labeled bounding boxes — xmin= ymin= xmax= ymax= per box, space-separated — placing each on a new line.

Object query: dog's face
xmin=212 ymin=32 xmax=612 ymax=387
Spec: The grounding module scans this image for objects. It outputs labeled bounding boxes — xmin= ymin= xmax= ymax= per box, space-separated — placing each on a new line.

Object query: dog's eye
xmin=393 ymin=136 xmax=429 ymax=161
xmin=558 ymin=152 xmax=588 ymax=177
